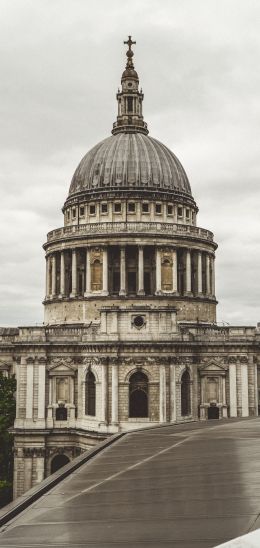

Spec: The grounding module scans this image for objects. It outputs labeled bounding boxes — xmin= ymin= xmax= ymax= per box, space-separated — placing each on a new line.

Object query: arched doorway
xmin=181 ymin=369 xmax=191 ymax=416
xmin=85 ymin=371 xmax=96 ymax=416
xmin=129 ymin=371 xmax=148 ymax=418
xmin=51 ymin=454 xmax=70 ymax=474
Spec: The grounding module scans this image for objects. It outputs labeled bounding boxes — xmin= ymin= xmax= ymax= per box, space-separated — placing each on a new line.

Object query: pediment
xmin=0 ymin=361 xmax=11 ymax=370
xmin=48 ymin=358 xmax=77 ymax=373
xmin=199 ymin=360 xmax=227 ymax=373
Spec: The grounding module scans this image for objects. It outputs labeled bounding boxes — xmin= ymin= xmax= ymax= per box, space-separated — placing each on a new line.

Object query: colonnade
xmin=45 ymin=245 xmax=215 ymax=299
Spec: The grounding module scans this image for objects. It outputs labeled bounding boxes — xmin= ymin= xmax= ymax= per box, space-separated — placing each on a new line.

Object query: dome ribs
xmin=68 ymin=134 xmax=193 ymax=200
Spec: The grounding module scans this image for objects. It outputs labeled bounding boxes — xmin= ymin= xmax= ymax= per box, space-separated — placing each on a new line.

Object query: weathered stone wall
xmin=44 ymin=296 xmax=217 ymax=325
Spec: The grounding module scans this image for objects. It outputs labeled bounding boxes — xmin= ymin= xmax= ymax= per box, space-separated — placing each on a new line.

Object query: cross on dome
xmin=124 ymin=35 xmax=136 ymax=68
xmin=124 ymin=36 xmax=136 ymax=50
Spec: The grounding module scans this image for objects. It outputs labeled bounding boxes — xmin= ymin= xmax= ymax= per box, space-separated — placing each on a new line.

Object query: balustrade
xmin=47 ymin=221 xmax=214 ymax=243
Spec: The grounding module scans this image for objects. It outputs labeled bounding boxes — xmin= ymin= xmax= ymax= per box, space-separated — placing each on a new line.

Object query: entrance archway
xmin=129 ymin=371 xmax=148 ymax=418
xmin=51 ymin=454 xmax=70 ymax=474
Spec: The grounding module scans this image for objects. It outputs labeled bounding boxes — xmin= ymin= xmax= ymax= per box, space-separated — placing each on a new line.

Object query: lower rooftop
xmin=1 ymin=418 xmax=260 ymax=547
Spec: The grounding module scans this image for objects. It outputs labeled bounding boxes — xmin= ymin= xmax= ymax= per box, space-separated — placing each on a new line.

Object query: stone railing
xmin=46 ymin=222 xmax=214 ymax=243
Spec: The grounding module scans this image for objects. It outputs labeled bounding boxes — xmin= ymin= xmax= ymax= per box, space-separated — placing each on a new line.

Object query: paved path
xmin=1 ymin=419 xmax=260 ymax=547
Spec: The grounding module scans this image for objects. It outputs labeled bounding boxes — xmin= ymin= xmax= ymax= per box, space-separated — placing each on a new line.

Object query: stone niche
xmin=199 ymin=361 xmax=228 ymax=420
xmin=100 ymin=305 xmax=178 ymax=340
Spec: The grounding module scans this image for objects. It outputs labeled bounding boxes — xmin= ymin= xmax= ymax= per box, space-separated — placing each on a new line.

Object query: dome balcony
xmin=45 ymin=221 xmax=215 ymax=246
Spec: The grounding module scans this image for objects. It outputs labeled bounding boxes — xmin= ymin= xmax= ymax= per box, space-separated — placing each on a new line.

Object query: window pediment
xmin=48 ymin=359 xmax=77 ymax=376
xmin=199 ymin=361 xmax=227 ymax=376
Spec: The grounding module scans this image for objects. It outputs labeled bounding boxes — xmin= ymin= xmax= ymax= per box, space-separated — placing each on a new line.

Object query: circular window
xmin=133 ymin=315 xmax=145 ymax=328
xmin=128 ymin=82 xmax=133 ymax=87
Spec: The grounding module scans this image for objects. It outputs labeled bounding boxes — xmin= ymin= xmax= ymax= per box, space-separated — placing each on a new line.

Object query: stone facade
xmin=1 ymin=38 xmax=260 ymax=498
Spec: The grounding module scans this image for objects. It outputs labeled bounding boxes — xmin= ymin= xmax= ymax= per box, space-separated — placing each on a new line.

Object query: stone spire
xmin=112 ymin=36 xmax=148 ymax=135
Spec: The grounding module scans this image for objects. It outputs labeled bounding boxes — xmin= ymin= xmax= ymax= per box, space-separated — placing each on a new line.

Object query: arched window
xmin=161 ymin=258 xmax=173 ymax=291
xmin=51 ymin=454 xmax=70 ymax=474
xmin=181 ymin=369 xmax=191 ymax=416
xmin=85 ymin=371 xmax=96 ymax=416
xmin=129 ymin=371 xmax=148 ymax=418
xmin=91 ymin=259 xmax=102 ymax=291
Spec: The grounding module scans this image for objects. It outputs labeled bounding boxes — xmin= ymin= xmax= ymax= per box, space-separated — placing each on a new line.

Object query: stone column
xmin=24 ymin=456 xmax=33 ymax=493
xmin=101 ymin=362 xmax=108 ymax=424
xmin=206 ymin=254 xmax=211 ymax=296
xmin=69 ymin=376 xmax=75 ymax=420
xmin=38 ymin=361 xmax=46 ymax=421
xmin=47 ymin=377 xmax=53 ymax=421
xmin=197 ymin=251 xmax=203 ymax=295
xmin=241 ymin=363 xmax=249 ymax=417
xmin=211 ymin=256 xmax=216 ymax=297
xmin=155 ymin=247 xmax=162 ymax=294
xmin=35 ymin=454 xmax=45 ymax=485
xmin=70 ymin=249 xmax=77 ymax=297
xmin=119 ymin=246 xmax=126 ymax=296
xmin=185 ymin=249 xmax=191 ymax=294
xmin=84 ymin=247 xmax=91 ymax=296
xmin=59 ymin=251 xmax=65 ymax=298
xmin=111 ymin=360 xmax=119 ymax=425
xmin=102 ymin=247 xmax=109 ymax=295
xmin=172 ymin=249 xmax=178 ymax=293
xmin=229 ymin=363 xmax=237 ymax=417
xmin=26 ymin=360 xmax=34 ymax=420
xmin=159 ymin=364 xmax=167 ymax=423
xmin=46 ymin=256 xmax=51 ymax=299
xmin=222 ymin=376 xmax=226 ymax=405
xmin=138 ymin=245 xmax=145 ymax=295
xmin=254 ymin=361 xmax=258 ymax=416
xmin=15 ymin=358 xmax=21 ymax=421
xmin=170 ymin=364 xmax=176 ymax=422
xmin=51 ymin=254 xmax=56 ymax=298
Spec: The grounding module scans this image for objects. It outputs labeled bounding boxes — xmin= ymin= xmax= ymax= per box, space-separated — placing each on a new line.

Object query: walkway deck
xmin=1 ymin=419 xmax=260 ymax=547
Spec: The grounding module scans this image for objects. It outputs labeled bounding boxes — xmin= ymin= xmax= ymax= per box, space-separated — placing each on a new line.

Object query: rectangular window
xmin=101 ymin=203 xmax=108 ymax=214
xmin=128 ymin=202 xmax=136 ymax=213
xmin=79 ymin=206 xmax=85 ymax=217
xmin=89 ymin=204 xmax=96 ymax=215
xmin=114 ymin=202 xmax=122 ymax=213
xmin=72 ymin=208 xmax=76 ymax=219
xmin=127 ymin=96 xmax=133 ymax=112
xmin=186 ymin=209 xmax=190 ymax=220
xmin=67 ymin=211 xmax=70 ymax=221
xmin=142 ymin=202 xmax=149 ymax=213
xmin=155 ymin=203 xmax=162 ymax=214
xmin=167 ymin=204 xmax=173 ymax=215
xmin=177 ymin=206 xmax=183 ymax=218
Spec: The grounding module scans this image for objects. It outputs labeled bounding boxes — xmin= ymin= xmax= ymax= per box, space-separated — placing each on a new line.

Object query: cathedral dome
xmin=69 ymin=132 xmax=192 ymax=197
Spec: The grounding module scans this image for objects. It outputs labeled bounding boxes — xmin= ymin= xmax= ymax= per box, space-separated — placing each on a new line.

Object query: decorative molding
xmin=23 ymin=447 xmax=45 ymax=458
xmin=48 ymin=357 xmax=77 ymax=372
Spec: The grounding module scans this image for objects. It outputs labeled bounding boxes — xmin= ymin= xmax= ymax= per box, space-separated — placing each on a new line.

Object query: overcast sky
xmin=0 ymin=0 xmax=259 ymax=326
